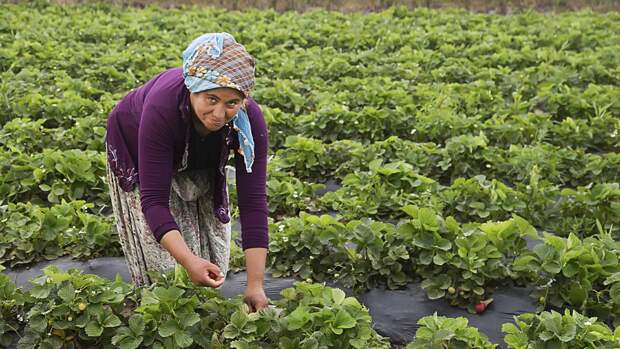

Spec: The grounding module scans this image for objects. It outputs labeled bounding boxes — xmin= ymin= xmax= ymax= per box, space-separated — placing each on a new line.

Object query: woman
xmin=105 ymin=32 xmax=268 ymax=311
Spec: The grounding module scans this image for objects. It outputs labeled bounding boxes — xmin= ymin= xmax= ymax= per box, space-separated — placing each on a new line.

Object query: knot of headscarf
xmin=182 ymin=32 xmax=256 ymax=173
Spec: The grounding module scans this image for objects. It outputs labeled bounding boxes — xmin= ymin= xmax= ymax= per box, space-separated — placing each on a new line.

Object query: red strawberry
xmin=475 ymin=299 xmax=493 ymax=314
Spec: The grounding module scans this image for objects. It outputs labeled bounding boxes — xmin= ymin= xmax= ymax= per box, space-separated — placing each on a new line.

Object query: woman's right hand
xmin=184 ymin=255 xmax=225 ymax=288
xmin=161 ymin=231 xmax=225 ymax=288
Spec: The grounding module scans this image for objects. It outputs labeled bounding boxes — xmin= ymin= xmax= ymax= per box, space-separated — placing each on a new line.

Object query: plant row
xmin=269 ymin=157 xmax=620 ymax=238
xmin=0 ymin=200 xmax=121 ymax=268
xmin=0 ymin=265 xmax=390 ymax=349
xmin=272 ymin=134 xmax=620 ymax=187
xmin=3 ymin=130 xmax=617 ymax=219
xmin=268 ymin=206 xmax=620 ymax=323
xmin=1 ymin=5 xmax=619 ymax=148
xmin=2 ymin=158 xmax=617 ymax=269
xmin=3 ymin=264 xmax=620 ymax=348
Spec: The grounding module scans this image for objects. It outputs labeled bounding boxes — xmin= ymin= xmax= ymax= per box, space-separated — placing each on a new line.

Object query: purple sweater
xmin=105 ymin=67 xmax=268 ymax=250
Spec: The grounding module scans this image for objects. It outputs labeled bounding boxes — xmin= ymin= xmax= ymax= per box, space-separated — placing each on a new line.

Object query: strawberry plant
xmin=319 ymin=160 xmax=441 ymax=220
xmin=18 ymin=266 xmax=132 ymax=349
xmin=0 ymin=201 xmax=120 ymax=268
xmin=267 ymin=175 xmax=323 ymax=218
xmin=513 ymin=232 xmax=620 ymax=322
xmin=549 ymin=183 xmax=620 ymax=238
xmin=272 ymin=135 xmax=329 ymax=181
xmin=440 ymin=175 xmax=527 ymax=222
xmin=503 ymin=309 xmax=620 ymax=349
xmin=0 ymin=266 xmax=25 ymax=347
xmin=399 ymin=205 xmax=537 ymax=311
xmin=406 ymin=313 xmax=496 ymax=349
xmin=0 ymin=149 xmax=109 ymax=211
xmin=268 ymin=213 xmax=350 ymax=281
xmin=275 ymin=282 xmax=391 ymax=349
xmin=438 ymin=133 xmax=492 ymax=182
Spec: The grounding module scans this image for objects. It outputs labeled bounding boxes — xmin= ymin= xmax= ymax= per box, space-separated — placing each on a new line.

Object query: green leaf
xmin=180 ymin=312 xmax=200 ymax=328
xmin=401 ymin=205 xmax=419 ymax=218
xmin=30 ymin=285 xmax=51 ymax=299
xmin=301 ymin=336 xmax=319 ymax=349
xmin=174 ymin=331 xmax=193 ymax=348
xmin=103 ymin=313 xmax=122 ymax=328
xmin=85 ymin=320 xmax=104 ymax=337
xmin=128 ymin=315 xmax=145 ymax=334
xmin=413 ymin=231 xmax=435 ymax=249
xmin=119 ymin=338 xmax=143 ymax=349
xmin=230 ymin=310 xmax=248 ymax=329
xmin=542 ymin=261 xmax=561 ymax=274
xmin=287 ymin=305 xmax=311 ymax=330
xmin=281 ymin=288 xmax=296 ymax=300
xmin=425 ymin=287 xmax=445 ymax=300
xmin=332 ymin=309 xmax=356 ymax=331
xmin=332 ymin=288 xmax=346 ymax=305
xmin=567 ymin=284 xmax=587 ymax=308
xmin=58 ymin=284 xmax=75 ymax=303
xmin=223 ymin=324 xmax=241 ymax=339
xmin=158 ymin=319 xmax=179 ymax=338
xmin=230 ymin=339 xmax=251 ymax=349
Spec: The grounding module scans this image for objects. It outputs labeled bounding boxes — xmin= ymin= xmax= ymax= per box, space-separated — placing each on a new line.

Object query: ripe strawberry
xmin=474 ymin=299 xmax=493 ymax=314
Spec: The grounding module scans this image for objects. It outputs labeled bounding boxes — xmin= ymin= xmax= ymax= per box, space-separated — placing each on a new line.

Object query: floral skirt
xmin=106 ymin=163 xmax=231 ymax=286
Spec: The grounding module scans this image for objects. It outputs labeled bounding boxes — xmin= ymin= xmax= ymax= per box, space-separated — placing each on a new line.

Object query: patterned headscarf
xmin=182 ymin=33 xmax=256 ymax=173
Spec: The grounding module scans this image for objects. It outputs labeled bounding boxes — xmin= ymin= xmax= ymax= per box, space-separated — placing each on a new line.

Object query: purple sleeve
xmin=138 ymin=103 xmax=179 ymax=243
xmin=235 ymin=99 xmax=269 ymax=250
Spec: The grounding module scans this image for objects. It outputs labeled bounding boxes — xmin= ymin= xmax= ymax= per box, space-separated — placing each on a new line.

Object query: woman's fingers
xmin=206 ymin=262 xmax=223 ymax=275
xmin=206 ymin=263 xmax=224 ymax=281
xmin=204 ymin=262 xmax=225 ymax=287
xmin=203 ymin=272 xmax=225 ymax=287
xmin=188 ymin=258 xmax=225 ymax=287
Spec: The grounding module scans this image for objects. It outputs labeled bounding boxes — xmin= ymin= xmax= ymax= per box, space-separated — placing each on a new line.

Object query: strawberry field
xmin=1 ymin=2 xmax=620 ymax=348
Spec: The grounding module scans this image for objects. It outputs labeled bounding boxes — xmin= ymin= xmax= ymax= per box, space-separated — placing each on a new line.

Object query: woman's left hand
xmin=244 ymin=286 xmax=268 ymax=312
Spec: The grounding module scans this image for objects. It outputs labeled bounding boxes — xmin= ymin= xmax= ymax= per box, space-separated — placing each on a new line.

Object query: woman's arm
xmin=244 ymin=247 xmax=268 ymax=311
xmin=161 ymin=230 xmax=224 ymax=287
xmin=138 ymin=102 xmax=223 ymax=287
xmin=235 ymin=98 xmax=269 ymax=308
xmin=138 ymin=103 xmax=180 ymax=242
xmin=234 ymin=98 xmax=270 ymax=251
xmin=235 ymin=99 xmax=269 ymax=250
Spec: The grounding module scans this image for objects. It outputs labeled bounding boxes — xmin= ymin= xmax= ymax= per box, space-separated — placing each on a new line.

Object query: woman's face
xmin=190 ymin=87 xmax=245 ymax=132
